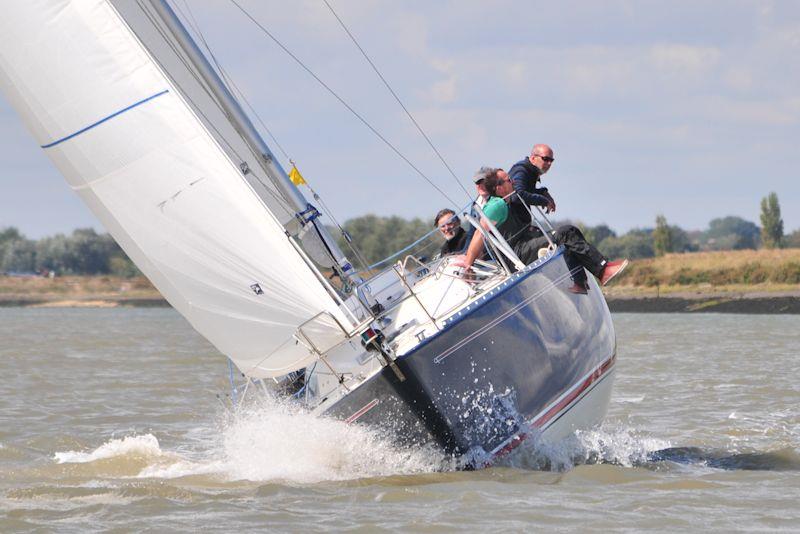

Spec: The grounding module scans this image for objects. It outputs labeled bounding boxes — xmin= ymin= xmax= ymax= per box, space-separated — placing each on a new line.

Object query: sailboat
xmin=0 ymin=0 xmax=616 ymax=468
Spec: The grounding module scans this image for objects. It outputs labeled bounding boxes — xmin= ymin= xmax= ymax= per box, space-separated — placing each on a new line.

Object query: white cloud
xmin=430 ymin=78 xmax=457 ymax=104
xmin=649 ymin=44 xmax=721 ymax=76
xmin=2 ymin=0 xmax=800 ymax=236
xmin=701 ymin=96 xmax=800 ymax=126
xmin=424 ymin=58 xmax=458 ymax=104
xmin=557 ymin=47 xmax=641 ymax=98
xmin=723 ymin=67 xmax=755 ymax=92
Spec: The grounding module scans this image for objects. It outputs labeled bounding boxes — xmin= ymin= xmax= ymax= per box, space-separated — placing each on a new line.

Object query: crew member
xmin=455 ymin=168 xmax=628 ymax=287
xmin=434 ymin=208 xmax=468 ymax=256
xmin=509 ymin=143 xmax=557 ymax=220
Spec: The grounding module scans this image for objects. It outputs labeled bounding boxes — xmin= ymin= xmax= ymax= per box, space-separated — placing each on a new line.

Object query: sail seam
xmin=40 ymin=89 xmax=169 ymax=149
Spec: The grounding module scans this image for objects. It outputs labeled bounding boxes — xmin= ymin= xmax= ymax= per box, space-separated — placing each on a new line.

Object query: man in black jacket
xmin=508 ymin=144 xmax=557 ymax=222
xmin=434 ymin=208 xmax=468 ymax=256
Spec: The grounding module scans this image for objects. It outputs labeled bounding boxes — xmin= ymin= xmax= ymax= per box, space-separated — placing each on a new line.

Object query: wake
xmin=53 ymin=397 xmax=444 ymax=483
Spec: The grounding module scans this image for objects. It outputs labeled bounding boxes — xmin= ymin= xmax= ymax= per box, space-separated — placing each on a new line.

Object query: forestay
xmin=0 ymin=0 xmax=351 ymax=377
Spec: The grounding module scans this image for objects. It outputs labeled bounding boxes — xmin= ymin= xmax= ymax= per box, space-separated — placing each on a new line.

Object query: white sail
xmin=0 ymin=0 xmax=351 ymax=378
xmin=108 ymin=0 xmax=353 ymax=274
xmin=109 ymin=0 xmax=297 ymax=227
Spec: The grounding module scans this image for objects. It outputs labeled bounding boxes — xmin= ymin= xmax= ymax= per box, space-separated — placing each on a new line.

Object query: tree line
xmin=337 ymin=191 xmax=799 ymax=264
xmin=596 ymin=191 xmax=793 ymax=259
xmin=2 ymin=193 xmax=796 ymax=276
xmin=0 ymin=227 xmax=139 ymax=276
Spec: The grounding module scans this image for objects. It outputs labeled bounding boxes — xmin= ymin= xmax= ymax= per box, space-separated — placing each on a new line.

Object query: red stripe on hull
xmin=532 ymin=354 xmax=616 ymax=430
xmin=487 ymin=354 xmax=616 ymax=465
xmin=345 ymin=398 xmax=380 ymax=424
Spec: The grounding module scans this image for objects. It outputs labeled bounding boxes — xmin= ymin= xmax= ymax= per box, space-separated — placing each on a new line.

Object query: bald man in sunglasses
xmin=509 ymin=143 xmax=557 ymax=220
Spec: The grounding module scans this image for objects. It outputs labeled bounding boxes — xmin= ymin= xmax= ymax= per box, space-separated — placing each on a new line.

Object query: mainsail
xmin=0 ymin=0 xmax=353 ymax=377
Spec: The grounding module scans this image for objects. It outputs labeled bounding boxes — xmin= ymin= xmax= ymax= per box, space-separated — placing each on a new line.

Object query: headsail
xmin=0 ymin=0 xmax=352 ymax=377
xmin=109 ymin=0 xmax=357 ymax=277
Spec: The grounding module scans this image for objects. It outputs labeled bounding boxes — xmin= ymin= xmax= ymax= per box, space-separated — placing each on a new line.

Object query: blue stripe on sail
xmin=40 ymin=89 xmax=170 ymax=149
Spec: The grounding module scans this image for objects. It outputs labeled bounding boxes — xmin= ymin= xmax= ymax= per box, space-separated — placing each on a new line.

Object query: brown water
xmin=1 ymin=309 xmax=798 ymax=531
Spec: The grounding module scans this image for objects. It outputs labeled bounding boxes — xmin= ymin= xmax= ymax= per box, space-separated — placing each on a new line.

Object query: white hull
xmin=538 ymin=367 xmax=616 ymax=444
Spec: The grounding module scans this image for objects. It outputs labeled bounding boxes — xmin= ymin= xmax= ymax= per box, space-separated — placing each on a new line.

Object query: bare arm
xmin=453 ymin=218 xmax=491 ymax=269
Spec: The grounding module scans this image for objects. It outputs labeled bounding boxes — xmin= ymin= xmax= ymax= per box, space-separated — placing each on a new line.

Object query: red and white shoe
xmin=600 ymin=259 xmax=629 ymax=286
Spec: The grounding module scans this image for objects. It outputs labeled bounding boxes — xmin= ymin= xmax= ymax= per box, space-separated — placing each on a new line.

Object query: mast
xmin=147 ymin=0 xmax=359 ymax=286
xmin=0 ymin=1 xmax=356 ymax=377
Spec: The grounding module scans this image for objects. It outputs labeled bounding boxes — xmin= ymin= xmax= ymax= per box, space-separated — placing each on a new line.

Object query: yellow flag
xmin=289 ymin=165 xmax=306 ymax=186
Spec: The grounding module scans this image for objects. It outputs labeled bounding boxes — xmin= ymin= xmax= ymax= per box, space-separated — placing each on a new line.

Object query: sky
xmin=1 ymin=0 xmax=799 ymax=239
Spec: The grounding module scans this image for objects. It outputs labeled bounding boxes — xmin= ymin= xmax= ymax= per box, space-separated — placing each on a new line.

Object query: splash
xmin=573 ymin=426 xmax=672 ymax=467
xmin=211 ymin=398 xmax=445 ymax=483
xmin=497 ymin=423 xmax=800 ymax=473
xmin=54 ymin=434 xmax=164 ymax=464
xmin=499 ymin=425 xmax=671 ymax=471
xmin=54 ymin=398 xmax=443 ymax=483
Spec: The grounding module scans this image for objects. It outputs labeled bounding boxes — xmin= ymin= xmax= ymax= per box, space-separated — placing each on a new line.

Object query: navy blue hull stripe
xmin=40 ymin=89 xmax=169 ymax=149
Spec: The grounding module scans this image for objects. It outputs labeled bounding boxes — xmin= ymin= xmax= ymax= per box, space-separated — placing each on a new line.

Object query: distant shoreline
xmin=2 ymin=263 xmax=799 ymax=313
xmin=0 ymin=297 xmax=169 ymax=308
xmin=606 ymin=294 xmax=800 ymax=314
xmin=2 ymin=293 xmax=798 ymax=314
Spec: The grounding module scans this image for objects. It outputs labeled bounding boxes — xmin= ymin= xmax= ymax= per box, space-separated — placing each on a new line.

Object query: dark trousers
xmin=513 ymin=225 xmax=607 ymax=277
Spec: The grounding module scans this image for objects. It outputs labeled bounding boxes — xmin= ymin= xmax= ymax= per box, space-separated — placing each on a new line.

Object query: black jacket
xmin=439 ymin=227 xmax=469 ymax=256
xmin=509 ymin=157 xmax=551 ymax=208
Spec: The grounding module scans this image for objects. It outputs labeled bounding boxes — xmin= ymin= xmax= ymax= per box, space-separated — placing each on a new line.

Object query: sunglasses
xmin=535 ymin=154 xmax=555 ymax=163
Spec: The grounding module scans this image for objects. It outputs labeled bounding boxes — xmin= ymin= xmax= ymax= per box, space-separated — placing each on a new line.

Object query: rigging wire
xmin=138 ymin=1 xmax=246 ymax=161
xmin=356 ymin=197 xmax=475 ymax=272
xmin=227 ymin=0 xmax=461 ymax=208
xmin=175 ymin=0 xmax=371 ymax=271
xmin=299 ymin=184 xmax=372 ymax=272
xmin=172 ymin=0 xmax=463 ymax=272
xmin=175 ymin=0 xmax=292 ymax=162
xmin=169 ymin=1 xmax=294 ymax=206
xmin=321 ymin=0 xmax=470 ymax=200
xmin=135 ymin=0 xmax=297 ymax=222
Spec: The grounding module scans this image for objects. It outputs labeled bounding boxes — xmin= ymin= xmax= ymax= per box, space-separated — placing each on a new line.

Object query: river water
xmin=1 ymin=308 xmax=798 ymax=531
